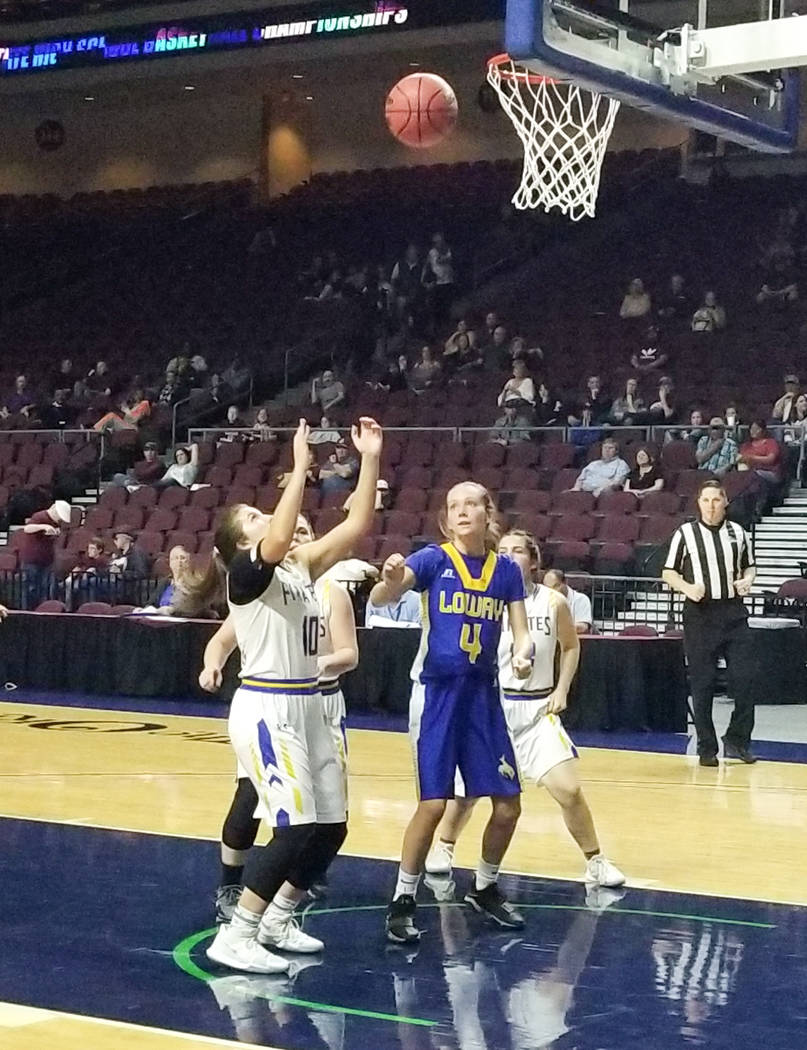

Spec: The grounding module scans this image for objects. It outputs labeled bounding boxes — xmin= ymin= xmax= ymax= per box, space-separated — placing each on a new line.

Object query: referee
xmin=662 ymin=478 xmax=757 ymax=767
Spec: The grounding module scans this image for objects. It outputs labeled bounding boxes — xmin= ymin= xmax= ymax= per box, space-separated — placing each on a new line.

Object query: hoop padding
xmin=487 ymin=56 xmax=620 ymax=221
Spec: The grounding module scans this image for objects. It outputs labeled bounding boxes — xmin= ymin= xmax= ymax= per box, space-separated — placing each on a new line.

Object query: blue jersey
xmin=406 ymin=542 xmax=525 ymax=681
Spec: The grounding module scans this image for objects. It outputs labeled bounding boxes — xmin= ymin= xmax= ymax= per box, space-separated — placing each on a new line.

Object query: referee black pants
xmin=682 ymin=599 xmax=754 ymax=757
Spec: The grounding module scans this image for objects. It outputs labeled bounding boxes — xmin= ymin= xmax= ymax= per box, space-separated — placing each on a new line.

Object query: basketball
xmin=385 ymin=72 xmax=458 ymax=149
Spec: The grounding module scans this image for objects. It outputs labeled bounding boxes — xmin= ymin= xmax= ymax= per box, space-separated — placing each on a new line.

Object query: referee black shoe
xmin=698 ymin=754 xmax=719 ymax=767
xmin=385 ymin=895 xmax=422 ymax=944
xmin=464 ymin=884 xmax=525 ymax=929
xmin=723 ymin=739 xmax=757 ymax=764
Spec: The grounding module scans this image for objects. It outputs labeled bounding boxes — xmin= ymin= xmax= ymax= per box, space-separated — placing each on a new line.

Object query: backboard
xmin=504 ymin=0 xmax=805 ymax=151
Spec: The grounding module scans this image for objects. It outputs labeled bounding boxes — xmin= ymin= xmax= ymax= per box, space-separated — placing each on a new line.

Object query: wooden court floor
xmin=2 ymin=698 xmax=807 ymax=1049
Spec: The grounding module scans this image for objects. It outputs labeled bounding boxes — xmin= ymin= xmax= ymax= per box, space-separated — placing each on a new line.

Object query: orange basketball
xmin=385 ymin=72 xmax=458 ymax=149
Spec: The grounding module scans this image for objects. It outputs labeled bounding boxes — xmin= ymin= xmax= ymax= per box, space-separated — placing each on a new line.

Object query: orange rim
xmin=487 ymin=53 xmax=560 ymax=85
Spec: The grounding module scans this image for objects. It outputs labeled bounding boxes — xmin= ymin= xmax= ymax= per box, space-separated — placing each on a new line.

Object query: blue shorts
xmin=409 ymin=677 xmax=521 ymax=801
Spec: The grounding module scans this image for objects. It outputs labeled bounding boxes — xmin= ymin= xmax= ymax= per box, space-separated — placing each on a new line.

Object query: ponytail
xmin=175 ymin=504 xmax=246 ymax=614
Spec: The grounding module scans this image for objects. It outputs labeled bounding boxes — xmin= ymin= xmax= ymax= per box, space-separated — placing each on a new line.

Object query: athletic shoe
xmin=206 ymin=926 xmax=290 ymax=974
xmin=385 ymin=895 xmax=422 ymax=944
xmin=584 ymin=854 xmax=626 ymax=888
xmin=258 ymin=914 xmax=324 ymax=954
xmin=722 ymin=739 xmax=757 ymax=764
xmin=425 ymin=841 xmax=453 ymax=876
xmin=215 ymin=884 xmax=242 ymax=925
xmin=585 ymin=885 xmax=627 ymax=913
xmin=464 ymin=884 xmax=525 ymax=929
xmin=699 ymin=754 xmax=719 ymax=767
xmin=424 ymin=873 xmax=457 ymax=902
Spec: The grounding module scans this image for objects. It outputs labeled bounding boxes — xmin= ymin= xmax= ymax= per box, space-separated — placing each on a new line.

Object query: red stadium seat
xmin=512 ymin=491 xmax=551 ymax=515
xmin=547 ymin=540 xmax=591 ymax=572
xmin=215 ymin=443 xmax=246 ymax=468
xmin=376 ymin=533 xmax=412 ymax=562
xmin=98 ymin=487 xmax=128 ymax=510
xmin=433 ymin=443 xmax=467 ymax=468
xmin=178 ymin=508 xmax=211 ymax=533
xmin=205 ymin=466 xmax=233 ymax=489
xmin=393 ymin=488 xmax=428 ymax=513
xmin=166 ymin=531 xmax=198 ymax=553
xmin=112 ymin=507 xmax=145 ymax=532
xmin=550 ymin=491 xmax=595 ymax=516
xmin=638 ymin=515 xmax=681 ymax=545
xmin=592 ymin=542 xmax=635 ymax=574
xmin=661 ymin=441 xmax=698 ymax=472
xmin=596 ymin=515 xmax=640 ymax=544
xmin=506 ymin=443 xmax=541 ymax=468
xmin=146 ymin=508 xmax=178 ymax=533
xmin=227 ymin=486 xmax=256 ymax=507
xmin=128 ymin=487 xmax=158 ymax=510
xmin=384 ymin=511 xmax=423 ymax=536
xmin=399 ymin=467 xmax=433 ymax=490
xmin=136 ymin=532 xmax=164 ymax=557
xmin=550 ymin=514 xmax=596 ymax=541
xmin=433 ymin=467 xmax=467 ymax=490
xmin=84 ymin=507 xmax=114 ymax=531
xmin=619 ymin=625 xmax=658 ymax=636
xmin=233 ymin=465 xmax=264 ymax=488
xmin=550 ymin=468 xmax=580 ymax=493
xmin=189 ymin=487 xmax=221 ymax=511
xmin=245 ymin=442 xmax=279 ymax=467
xmin=639 ymin=491 xmax=681 ymax=516
xmin=158 ymin=486 xmax=190 ymax=510
xmin=541 ymin=444 xmax=575 ymax=471
xmin=36 ymin=599 xmax=66 ymax=613
xmin=77 ymin=602 xmax=114 ymax=615
xmin=596 ymin=490 xmax=637 ymax=515
xmin=472 ymin=443 xmax=506 ymax=469
xmin=0 ymin=551 xmax=18 ymax=571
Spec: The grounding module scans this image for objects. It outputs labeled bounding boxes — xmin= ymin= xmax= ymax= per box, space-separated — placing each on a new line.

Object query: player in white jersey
xmin=189 ymin=417 xmax=381 ymax=975
xmin=426 ymin=530 xmax=625 ymax=891
xmin=205 ymin=516 xmax=358 ymax=923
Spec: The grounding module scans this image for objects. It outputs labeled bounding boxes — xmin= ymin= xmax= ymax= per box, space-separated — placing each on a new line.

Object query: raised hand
xmin=351 ymin=416 xmax=383 ymax=457
xmin=292 ymin=418 xmax=311 ymax=467
xmin=381 ymin=553 xmax=406 ymax=588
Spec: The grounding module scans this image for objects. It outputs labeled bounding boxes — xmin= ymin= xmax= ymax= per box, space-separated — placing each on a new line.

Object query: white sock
xmin=475 ymin=860 xmax=500 ymax=891
xmin=265 ymin=893 xmax=297 ymax=922
xmin=438 ymin=839 xmax=455 ymax=858
xmin=393 ymin=868 xmax=421 ymax=901
xmin=230 ymin=903 xmax=261 ymax=937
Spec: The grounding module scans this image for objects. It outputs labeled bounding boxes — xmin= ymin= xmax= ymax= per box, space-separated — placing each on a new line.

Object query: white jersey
xmin=315 ymin=574 xmax=345 ymax=686
xmin=228 ymin=553 xmax=320 ymax=683
xmin=498 ymin=583 xmax=564 ymax=697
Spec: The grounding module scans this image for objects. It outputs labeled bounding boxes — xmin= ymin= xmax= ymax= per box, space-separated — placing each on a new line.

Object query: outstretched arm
xmin=259 ymin=419 xmax=310 ymax=564
xmin=199 ymin=616 xmax=237 ymax=692
xmin=317 ymin=583 xmax=359 ymax=679
xmin=368 ymin=553 xmax=416 ymax=606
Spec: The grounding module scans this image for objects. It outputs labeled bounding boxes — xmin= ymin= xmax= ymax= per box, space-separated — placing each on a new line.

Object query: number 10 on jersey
xmin=302 ymin=615 xmax=319 ymax=657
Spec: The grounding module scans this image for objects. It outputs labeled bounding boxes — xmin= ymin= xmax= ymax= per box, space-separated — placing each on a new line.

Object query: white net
xmin=487 ymin=56 xmax=621 ymax=221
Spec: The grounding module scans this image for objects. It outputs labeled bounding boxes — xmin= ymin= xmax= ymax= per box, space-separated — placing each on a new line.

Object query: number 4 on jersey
xmin=459 ymin=623 xmax=482 ymax=665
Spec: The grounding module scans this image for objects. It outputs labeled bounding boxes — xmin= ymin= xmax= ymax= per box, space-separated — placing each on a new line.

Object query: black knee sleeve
xmin=244 ymin=824 xmax=315 ymax=903
xmin=221 ymin=778 xmax=260 ymax=852
xmin=287 ymin=821 xmax=348 ymax=890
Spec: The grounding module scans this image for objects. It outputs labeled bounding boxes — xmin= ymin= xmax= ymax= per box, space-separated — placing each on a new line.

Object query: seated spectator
xmin=93 ymin=390 xmax=150 ymax=433
xmin=150 ymin=545 xmax=192 ymax=615
xmin=498 ymin=359 xmax=536 ymax=410
xmin=278 ymin=449 xmax=319 ymax=489
xmin=490 ymin=404 xmax=533 ymax=446
xmin=772 ymin=374 xmax=801 ymax=423
xmin=657 ymin=273 xmax=691 ymax=323
xmin=319 ymin=441 xmax=359 ymax=495
xmin=39 ymin=388 xmax=78 ymax=430
xmin=483 ymin=323 xmax=510 ymax=368
xmin=218 ymin=405 xmax=247 ymax=443
xmin=647 ymin=376 xmax=677 ymax=423
xmin=390 ymin=243 xmax=424 ymax=327
xmin=108 ymin=529 xmax=152 ymax=603
xmin=444 ymin=319 xmax=476 ymax=357
xmin=308 ymin=416 xmax=342 ymax=445
xmin=409 ymin=345 xmax=442 ymax=394
xmin=343 ymin=478 xmax=390 ymax=513
xmin=784 ymin=393 xmax=807 ymax=443
xmin=570 ymin=437 xmax=629 ymax=495
xmin=222 ymin=357 xmax=252 ymax=397
xmin=443 ymin=332 xmax=479 ymax=374
xmin=724 ymin=405 xmax=740 ymax=430
xmin=317 ymin=269 xmax=343 ymax=301
xmin=757 ymin=258 xmax=799 ymax=305
xmin=312 ymin=369 xmax=345 ymax=414
xmin=189 ymin=355 xmax=209 ymax=388
xmin=691 ymin=290 xmax=727 ymax=332
xmin=422 ymin=231 xmax=455 ymax=326
xmin=251 ymin=406 xmax=277 ymax=442
xmin=543 ymin=569 xmax=593 ymax=634
xmin=624 ymin=446 xmax=664 ymax=500
xmin=86 ymin=360 xmax=113 ymax=398
xmin=534 ymin=384 xmax=564 ymax=427
xmin=508 ymin=335 xmax=544 ymax=366
xmin=738 ymin=420 xmax=782 ymax=487
xmin=158 ymin=370 xmax=188 ymax=407
xmin=568 ymin=374 xmax=611 ymax=427
xmin=48 ymin=358 xmax=77 ymax=397
xmin=696 ymin=418 xmax=738 ymax=477
xmin=609 ymin=377 xmax=645 ymax=425
xmin=3 ymin=374 xmax=35 ymax=417
xmin=477 ymin=310 xmax=501 ymax=350
xmin=110 ymin=441 xmax=164 ymax=488
xmin=630 ymin=325 xmax=668 ymax=374
xmin=619 ymin=278 xmax=651 ymax=320
xmin=664 ymin=408 xmax=706 ymax=446
xmin=65 ymin=536 xmax=109 ymax=611
xmin=365 ymin=588 xmax=422 ymax=627
xmin=155 ymin=444 xmax=199 ymax=489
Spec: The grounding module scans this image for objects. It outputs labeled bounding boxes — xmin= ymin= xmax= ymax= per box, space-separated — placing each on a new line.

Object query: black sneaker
xmin=385 ymin=895 xmax=422 ymax=944
xmin=214 ymin=884 xmax=242 ymax=925
xmin=464 ymin=883 xmax=525 ymax=929
xmin=723 ymin=740 xmax=757 ymax=764
xmin=699 ymin=754 xmax=719 ymax=767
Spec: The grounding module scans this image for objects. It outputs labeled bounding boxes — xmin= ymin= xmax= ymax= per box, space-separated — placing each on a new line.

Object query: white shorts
xmin=229 ymin=685 xmax=347 ymax=827
xmin=321 ymin=685 xmax=348 ymax=805
xmin=454 ymin=700 xmax=578 ymax=796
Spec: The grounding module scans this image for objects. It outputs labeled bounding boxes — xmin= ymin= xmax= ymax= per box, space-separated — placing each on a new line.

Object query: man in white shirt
xmin=570 ymin=438 xmax=629 ymax=497
xmin=543 ymin=569 xmax=593 ymax=634
xmin=365 ymin=590 xmax=421 ymax=628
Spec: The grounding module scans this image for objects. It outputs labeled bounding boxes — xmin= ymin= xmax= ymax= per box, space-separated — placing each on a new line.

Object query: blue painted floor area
xmin=3 ymin=818 xmax=807 ymax=1049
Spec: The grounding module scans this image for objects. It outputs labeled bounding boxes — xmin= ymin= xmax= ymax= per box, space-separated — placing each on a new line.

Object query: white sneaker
xmin=206 ymin=925 xmax=290 ymax=974
xmin=584 ymin=854 xmax=626 ymax=887
xmin=258 ymin=913 xmax=324 ymax=954
xmin=585 ymin=885 xmax=627 ymax=913
xmin=425 ymin=841 xmax=454 ymax=876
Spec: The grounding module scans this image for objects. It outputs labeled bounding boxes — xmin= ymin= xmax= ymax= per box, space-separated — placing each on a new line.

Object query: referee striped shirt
xmin=664 ymin=519 xmax=754 ymax=601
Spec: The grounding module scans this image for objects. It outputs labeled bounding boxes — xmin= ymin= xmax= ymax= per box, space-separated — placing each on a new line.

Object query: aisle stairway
xmin=752 ymin=484 xmax=807 ymax=595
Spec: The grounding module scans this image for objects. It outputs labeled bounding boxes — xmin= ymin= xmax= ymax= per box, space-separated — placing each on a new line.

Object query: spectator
xmin=108 ymin=528 xmax=151 ymax=603
xmin=451 ymin=335 xmax=484 ymax=375
xmin=251 ymin=407 xmax=277 ymax=443
xmin=110 ymin=441 xmax=164 ymax=488
xmin=543 ymin=569 xmax=593 ymax=634
xmin=534 ymin=384 xmax=564 ymax=427
xmin=409 ymin=345 xmax=442 ymax=394
xmin=772 ymin=374 xmax=801 ymax=423
xmin=478 ymin=310 xmax=501 ymax=349
xmin=372 ymin=359 xmax=408 ymax=394
xmin=39 ymin=388 xmax=77 ymax=430
xmin=609 ymin=377 xmax=645 ymax=425
xmin=92 ymin=390 xmax=150 ymax=433
xmin=48 ymin=358 xmax=77 ymax=397
xmin=657 ymin=274 xmax=691 ymax=323
xmin=222 ymin=356 xmax=252 ymax=397
xmin=390 ymin=243 xmax=424 ymax=327
xmin=570 ymin=437 xmax=629 ymax=495
xmin=65 ymin=536 xmax=109 ymax=611
xmin=508 ymin=335 xmax=543 ymax=366
xmin=365 ymin=588 xmax=422 ymax=627
xmin=647 ymin=376 xmax=677 ymax=423
xmin=696 ymin=418 xmax=738 ymax=477
xmin=158 ymin=370 xmax=186 ymax=407
xmin=757 ymin=257 xmax=799 ymax=305
xmin=568 ymin=375 xmax=611 ymax=427
xmin=319 ymin=441 xmax=359 ymax=496
xmin=317 ymin=269 xmax=343 ymax=301
xmin=444 ymin=319 xmax=476 ymax=357
xmin=490 ymin=404 xmax=532 ymax=446
xmin=217 ymin=405 xmax=248 ymax=444
xmin=665 ymin=408 xmax=707 ymax=446
xmin=308 ymin=416 xmax=342 ymax=446
xmin=86 ymin=360 xmax=113 ymax=398
xmin=422 ymin=231 xmax=455 ymax=326
xmin=630 ymin=325 xmax=668 ymax=374
xmin=738 ymin=420 xmax=782 ymax=488
xmin=691 ymin=290 xmax=727 ymax=332
xmin=619 ymin=278 xmax=651 ymax=320
xmin=724 ymin=405 xmax=740 ymax=430
xmin=19 ymin=500 xmax=72 ymax=609
xmin=311 ymin=369 xmax=345 ymax=414
xmin=155 ymin=444 xmax=199 ymax=489
xmin=150 ymin=545 xmax=192 ymax=615
xmin=4 ymin=374 xmax=35 ymax=417
xmin=498 ymin=359 xmax=536 ymax=410
xmin=277 ymin=448 xmax=319 ymax=490
xmin=624 ymin=446 xmax=665 ymax=500
xmin=784 ymin=393 xmax=807 ymax=443
xmin=189 ymin=354 xmax=209 ymax=388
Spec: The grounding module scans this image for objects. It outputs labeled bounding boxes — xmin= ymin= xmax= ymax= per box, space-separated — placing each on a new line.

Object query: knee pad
xmin=244 ymin=824 xmax=316 ymax=903
xmin=221 ymin=778 xmax=260 ymax=852
xmin=287 ymin=821 xmax=348 ymax=890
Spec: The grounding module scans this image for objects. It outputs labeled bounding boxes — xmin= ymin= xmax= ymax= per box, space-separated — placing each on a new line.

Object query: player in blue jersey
xmin=368 ymin=481 xmax=533 ymax=943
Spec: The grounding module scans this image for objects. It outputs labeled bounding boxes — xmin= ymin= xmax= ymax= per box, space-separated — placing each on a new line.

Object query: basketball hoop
xmin=487 ymin=54 xmax=620 ymax=221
